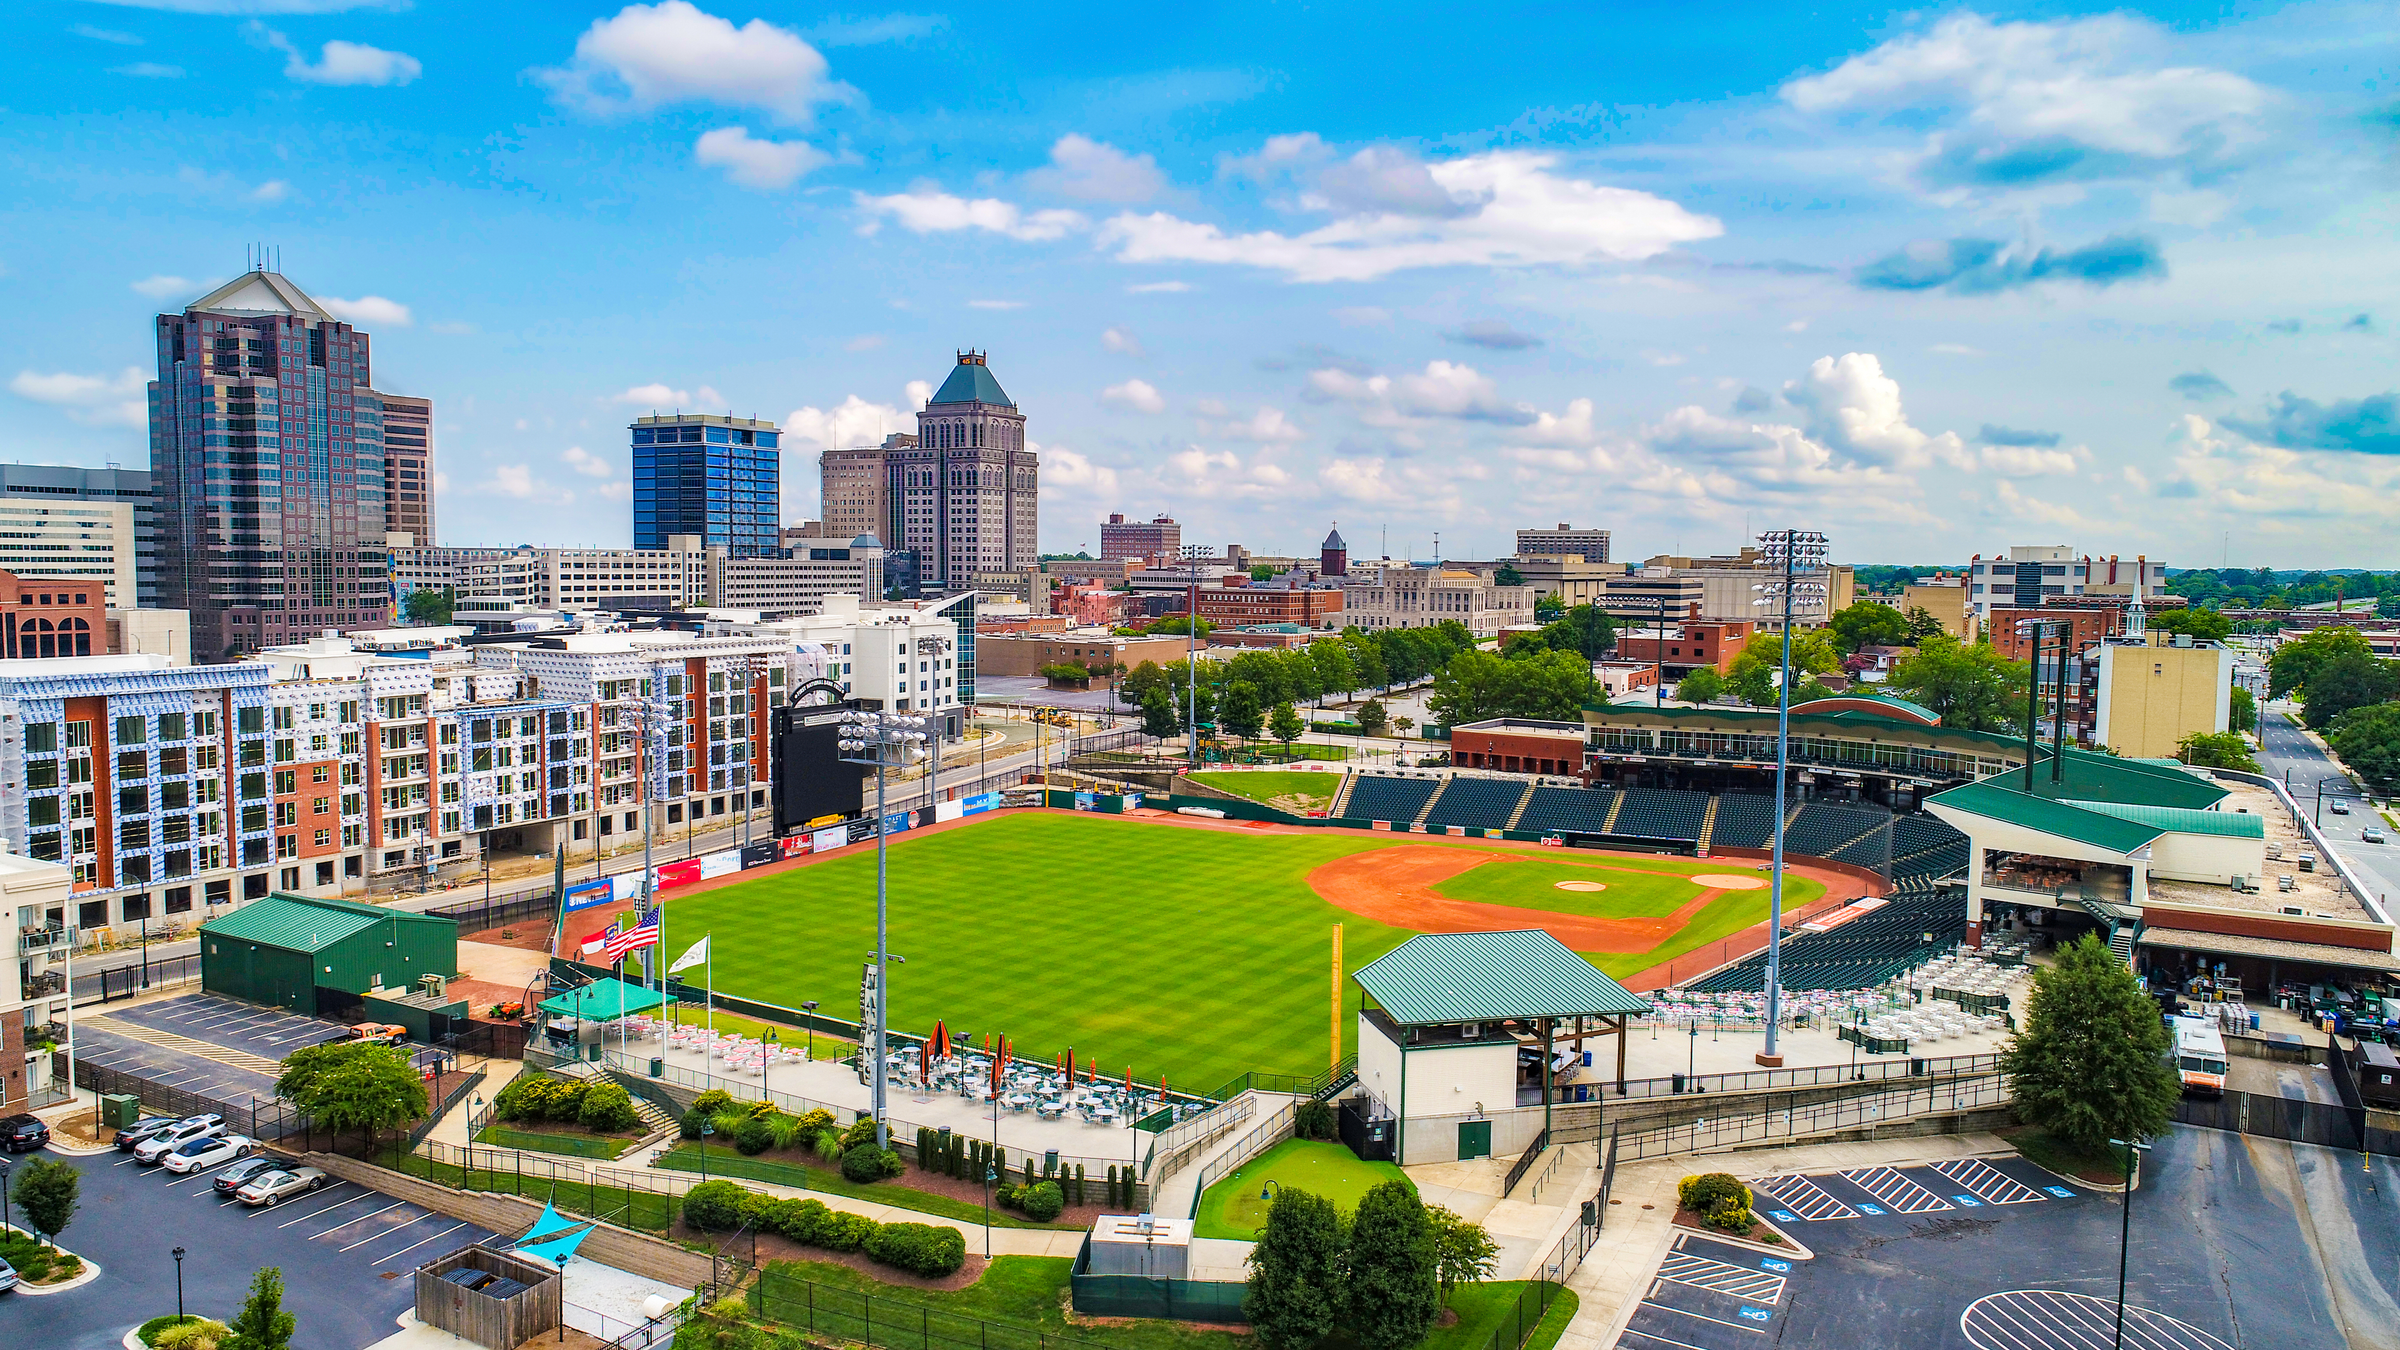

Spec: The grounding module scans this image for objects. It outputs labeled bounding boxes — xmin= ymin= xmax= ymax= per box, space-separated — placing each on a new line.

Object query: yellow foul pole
xmin=1331 ymin=922 xmax=1344 ymax=1071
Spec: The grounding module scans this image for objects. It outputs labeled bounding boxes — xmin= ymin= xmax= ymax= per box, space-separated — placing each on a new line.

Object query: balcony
xmin=18 ymin=928 xmax=70 ymax=956
xmin=24 ymin=971 xmax=66 ymax=998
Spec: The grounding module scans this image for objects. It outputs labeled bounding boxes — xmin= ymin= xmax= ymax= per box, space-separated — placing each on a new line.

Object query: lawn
xmin=1430 ymin=854 xmax=1820 ymax=981
xmin=474 ymin=1121 xmax=643 ymax=1160
xmin=1188 ymin=770 xmax=1341 ymax=815
xmin=1192 ymin=1139 xmax=1410 ymax=1238
xmin=654 ymin=1144 xmax=1079 ymax=1229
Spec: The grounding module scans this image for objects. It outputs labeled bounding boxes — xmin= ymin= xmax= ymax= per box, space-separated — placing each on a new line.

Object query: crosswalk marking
xmin=1752 ymin=1173 xmax=1857 ymax=1220
xmin=1839 ymin=1166 xmax=1952 ymax=1214
xmin=1658 ymin=1251 xmax=1787 ymax=1303
xmin=1931 ymin=1158 xmax=2046 ymax=1205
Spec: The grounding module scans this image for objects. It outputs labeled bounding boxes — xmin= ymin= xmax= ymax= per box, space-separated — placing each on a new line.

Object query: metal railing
xmin=1186 ymin=1099 xmax=1297 ymax=1216
xmin=1143 ymin=1091 xmax=1257 ymax=1188
xmin=73 ymin=1058 xmax=317 ymax=1143
xmin=76 ymin=953 xmax=205 ymax=1005
xmin=1605 ymin=1074 xmax=2010 ymax=1160
xmin=1575 ymin=1050 xmax=2002 ymax=1101
xmin=751 ymin=1264 xmax=1125 ymax=1350
xmin=1500 ymin=1127 xmax=1550 ymax=1198
xmin=1473 ymin=1281 xmax=1563 ymax=1350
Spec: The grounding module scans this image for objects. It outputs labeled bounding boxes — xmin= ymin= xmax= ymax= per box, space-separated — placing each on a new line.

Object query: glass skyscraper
xmin=630 ymin=414 xmax=780 ymax=557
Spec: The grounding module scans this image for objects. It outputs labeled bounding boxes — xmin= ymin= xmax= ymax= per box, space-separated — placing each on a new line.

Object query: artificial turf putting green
xmin=1187 ymin=769 xmax=1340 ymax=814
xmin=1192 ymin=1138 xmax=1410 ymax=1239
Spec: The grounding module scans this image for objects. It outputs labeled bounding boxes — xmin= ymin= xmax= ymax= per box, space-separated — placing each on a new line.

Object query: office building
xmin=1190 ymin=581 xmax=1344 ymax=629
xmin=739 ymin=592 xmax=972 ymax=739
xmin=373 ymin=390 xmax=435 ymax=545
xmin=1337 ymin=562 xmax=1532 ymax=638
xmin=1515 ymin=523 xmax=1611 ymax=563
xmin=819 ymin=433 xmax=911 ymax=545
xmin=819 ymin=353 xmax=1038 ymax=591
xmin=715 ymin=536 xmax=886 ymax=618
xmin=631 ymin=414 xmax=781 ymax=558
xmin=1643 ymin=549 xmax=1854 ymax=628
xmin=0 ymin=463 xmax=158 ymax=607
xmin=1099 ymin=513 xmax=1180 ymax=563
xmin=2091 ymin=629 xmax=2237 ymax=759
xmin=1902 ymin=576 xmax=1973 ymax=639
xmin=1 ymin=569 xmax=107 ymax=658
xmin=1964 ymin=548 xmax=2168 ymax=621
xmin=147 ymin=269 xmax=394 ymax=662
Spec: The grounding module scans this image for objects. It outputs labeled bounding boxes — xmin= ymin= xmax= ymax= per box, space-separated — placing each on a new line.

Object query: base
xmin=1753 ymin=1053 xmax=1784 ymax=1068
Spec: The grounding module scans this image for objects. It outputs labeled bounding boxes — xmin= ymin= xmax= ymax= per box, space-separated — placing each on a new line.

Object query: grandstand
xmin=1891 ymin=814 xmax=1971 ymax=880
xmin=1516 ymin=785 xmax=1621 ymax=835
xmin=1344 ymin=774 xmax=1443 ymax=824
xmin=1708 ymin=792 xmax=1780 ymax=849
xmin=1684 ymin=875 xmax=1969 ymax=994
xmin=1612 ymin=787 xmax=1711 ymax=841
xmin=1421 ymin=775 xmax=1532 ymax=831
xmin=1785 ymin=800 xmax=1888 ymax=860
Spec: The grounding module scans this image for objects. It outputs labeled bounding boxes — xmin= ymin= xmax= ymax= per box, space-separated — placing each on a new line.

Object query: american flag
xmin=604 ymin=908 xmax=660 ymax=963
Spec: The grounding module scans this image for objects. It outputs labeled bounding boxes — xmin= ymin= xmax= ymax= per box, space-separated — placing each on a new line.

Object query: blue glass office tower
xmin=630 ymin=414 xmax=780 ymax=557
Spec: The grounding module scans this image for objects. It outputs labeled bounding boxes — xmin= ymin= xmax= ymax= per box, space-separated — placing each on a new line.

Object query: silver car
xmin=235 ymin=1166 xmax=329 ymax=1207
xmin=134 ymin=1118 xmax=228 ymax=1164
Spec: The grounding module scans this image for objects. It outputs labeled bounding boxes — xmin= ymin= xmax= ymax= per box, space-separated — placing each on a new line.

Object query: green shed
xmin=200 ymin=893 xmax=459 ymax=1018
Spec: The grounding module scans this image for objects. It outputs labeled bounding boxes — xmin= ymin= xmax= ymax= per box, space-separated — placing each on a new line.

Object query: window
xmin=66 ymin=720 xmax=91 ymax=749
xmin=119 ymin=784 xmax=148 ymax=815
xmin=26 ymin=760 xmax=57 ymax=790
xmin=25 ymin=722 xmax=57 ymax=753
xmin=237 ymin=706 xmax=265 ymax=735
xmin=275 ymin=802 xmax=297 ymax=827
xmin=117 ymin=750 xmax=147 ymax=780
xmin=275 ymin=769 xmax=297 ymax=794
xmin=115 ymin=715 xmax=145 ymax=745
xmin=314 ymin=829 xmax=332 ymax=847
xmin=165 ymin=886 xmax=193 ymax=915
xmin=160 ymin=712 xmax=187 ymax=741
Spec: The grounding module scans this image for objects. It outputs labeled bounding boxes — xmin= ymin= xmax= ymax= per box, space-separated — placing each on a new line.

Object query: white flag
xmin=668 ymin=935 xmax=710 ymax=974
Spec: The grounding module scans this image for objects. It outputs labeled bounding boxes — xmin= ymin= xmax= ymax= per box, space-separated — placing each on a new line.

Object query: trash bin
xmin=101 ymin=1093 xmax=140 ymax=1128
xmin=1671 ymin=1072 xmax=1686 ymax=1094
xmin=2249 ymin=1012 xmax=2261 ymax=1031
xmin=649 ymin=1057 xmax=665 ymax=1077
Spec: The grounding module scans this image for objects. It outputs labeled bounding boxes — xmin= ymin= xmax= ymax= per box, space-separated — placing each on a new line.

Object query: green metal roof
xmin=2064 ymin=800 xmax=2266 ymax=839
xmin=929 ymin=359 xmax=1014 ymax=407
xmin=537 ymin=978 xmax=669 ymax=1020
xmin=2005 ymin=748 xmax=2230 ymax=809
xmin=1925 ymin=778 xmax=2166 ymax=854
xmin=1354 ymin=930 xmax=1652 ymax=1025
xmin=200 ymin=894 xmax=386 ymax=952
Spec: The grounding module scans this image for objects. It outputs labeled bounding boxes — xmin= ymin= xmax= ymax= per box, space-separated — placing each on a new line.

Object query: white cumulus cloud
xmin=560 ymin=445 xmax=616 ymax=478
xmin=694 ymin=126 xmax=828 ymax=189
xmin=9 ymin=367 xmax=149 ymax=428
xmin=538 ymin=1 xmax=839 ymax=123
xmin=287 ymin=38 xmax=419 ymax=85
xmin=785 ymin=394 xmax=904 ymax=450
xmin=1101 ymin=326 xmax=1144 ymax=357
xmin=319 ymin=294 xmax=412 ymax=327
xmin=612 ymin=382 xmax=721 ymax=407
xmin=132 ymin=275 xmax=199 ymax=299
xmin=854 ymin=189 xmax=1086 ymax=241
xmin=1029 ymin=134 xmax=1167 ymax=204
xmin=1101 ymin=379 xmax=1165 ymax=414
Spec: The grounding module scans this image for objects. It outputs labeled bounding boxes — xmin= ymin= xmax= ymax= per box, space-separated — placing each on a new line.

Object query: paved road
xmin=2250 ymin=701 xmax=2400 ymax=911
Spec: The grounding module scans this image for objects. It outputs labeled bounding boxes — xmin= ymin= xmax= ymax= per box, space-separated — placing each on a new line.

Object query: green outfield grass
xmin=663 ymin=813 xmax=1769 ymax=1089
xmin=1192 ymin=1138 xmax=1410 ymax=1239
xmin=1187 ymin=769 xmax=1341 ymax=814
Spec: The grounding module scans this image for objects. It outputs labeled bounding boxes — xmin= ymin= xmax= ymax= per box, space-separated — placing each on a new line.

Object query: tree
xmin=1250 ymin=563 xmax=1277 ymax=582
xmin=1675 ymin=668 xmax=1726 ymax=704
xmin=2228 ymin=685 xmax=2256 ymax=734
xmin=1393 ymin=715 xmax=1415 ymax=737
xmin=1139 ymin=688 xmax=1179 ymax=740
xmin=2328 ymin=703 xmax=2400 ymax=792
xmin=2269 ymin=624 xmax=2373 ymax=700
xmin=2175 ymin=731 xmax=2260 ymax=773
xmin=1355 ymin=699 xmax=1389 ymax=737
xmin=1725 ymin=629 xmax=1841 ymax=708
xmin=402 ymin=586 xmax=456 ymax=626
xmin=1037 ymin=663 xmax=1092 ymax=687
xmin=275 ymin=1040 xmax=429 ymax=1152
xmin=1493 ymin=564 xmax=1525 ymax=587
xmin=1827 ymin=601 xmax=1910 ymax=654
xmin=1533 ymin=592 xmax=1567 ymax=622
xmin=223 ymin=1266 xmax=297 ymax=1350
xmin=1121 ymin=660 xmax=1168 ymax=707
xmin=1147 ymin=615 xmax=1216 ymax=637
xmin=1903 ymin=606 xmax=1948 ymax=642
xmin=1999 ymin=934 xmax=2179 ymax=1154
xmin=1244 ymin=1188 xmax=1346 ymax=1350
xmin=1426 ymin=1205 xmax=1498 ymax=1309
xmin=2145 ymin=607 xmax=2232 ymax=642
xmin=1267 ymin=702 xmax=1305 ymax=754
xmin=1220 ymin=681 xmax=1265 ymax=742
xmin=1345 ymin=1180 xmax=1440 ymax=1350
xmin=11 ymin=1156 xmax=78 ymax=1244
xmin=1309 ymin=640 xmax=1358 ymax=707
xmin=2300 ymin=651 xmax=2400 ymax=728
xmin=1887 ymin=635 xmax=2030 ymax=734
xmin=1429 ymin=648 xmax=1599 ymax=725
xmin=1535 ymin=604 xmax=1614 ymax=661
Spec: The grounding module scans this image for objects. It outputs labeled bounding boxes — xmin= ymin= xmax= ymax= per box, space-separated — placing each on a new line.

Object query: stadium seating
xmin=1516 ymin=786 xmax=1621 ymax=835
xmin=1343 ymin=774 xmax=1441 ymax=824
xmin=1785 ymin=801 xmax=1888 ymax=861
xmin=1421 ymin=776 xmax=1530 ymax=831
xmin=1891 ymin=815 xmax=1971 ymax=881
xmin=1708 ymin=793 xmax=1780 ymax=849
xmin=1684 ymin=876 xmax=1967 ymax=993
xmin=1612 ymin=788 xmax=1710 ymax=840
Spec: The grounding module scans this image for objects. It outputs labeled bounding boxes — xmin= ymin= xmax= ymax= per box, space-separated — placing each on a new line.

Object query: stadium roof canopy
xmin=1355 ymin=929 xmax=1652 ymax=1025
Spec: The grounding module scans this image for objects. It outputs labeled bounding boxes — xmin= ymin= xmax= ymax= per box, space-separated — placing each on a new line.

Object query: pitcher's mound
xmin=1552 ymin=880 xmax=1608 ymax=892
xmin=1692 ymin=873 xmax=1770 ymax=890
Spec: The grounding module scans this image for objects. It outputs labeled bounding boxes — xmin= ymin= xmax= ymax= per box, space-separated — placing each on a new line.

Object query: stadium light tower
xmin=838 ymin=707 xmax=929 ymax=1148
xmin=1753 ymin=528 xmax=1828 ymax=1067
xmin=623 ymin=688 xmax=675 ymax=994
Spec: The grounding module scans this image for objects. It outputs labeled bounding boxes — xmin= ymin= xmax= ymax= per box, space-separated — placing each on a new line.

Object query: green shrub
xmin=690 ymin=1089 xmax=734 ymax=1115
xmin=1072 ymin=1164 xmax=1085 ymax=1206
xmin=839 ymin=1144 xmax=903 ymax=1184
xmin=679 ymin=1105 xmax=713 ymax=1140
xmin=734 ymin=1114 xmax=776 ymax=1156
xmin=761 ymin=1197 xmax=826 ymax=1243
xmin=794 ymin=1108 xmax=835 ymax=1134
xmin=1294 ymin=1099 xmax=1336 ymax=1141
xmin=866 ymin=1221 xmax=966 ymax=1277
xmin=811 ymin=1129 xmax=844 ymax=1164
xmin=838 ymin=1117 xmax=879 ymax=1151
xmin=150 ymin=1317 xmax=230 ymax=1350
xmin=816 ymin=1210 xmax=877 ymax=1253
xmin=1677 ymin=1173 xmax=1748 ymax=1215
xmin=578 ymin=1083 xmax=640 ymax=1133
xmin=1018 ymin=1180 xmax=1064 ymax=1222
xmin=545 ymin=1078 xmax=593 ymax=1122
xmin=1705 ymin=1205 xmax=1755 ymax=1234
xmin=682 ymin=1180 xmax=754 ymax=1231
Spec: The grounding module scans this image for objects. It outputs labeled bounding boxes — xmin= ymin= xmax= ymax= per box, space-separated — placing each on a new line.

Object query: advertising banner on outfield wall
xmin=740 ymin=843 xmax=779 ymax=869
xmin=652 ymin=858 xmax=704 ymax=891
xmin=962 ymin=792 xmax=1001 ymax=815
xmin=883 ymin=809 xmax=916 ymax=834
xmin=933 ymin=799 xmax=964 ymax=824
xmin=812 ymin=826 xmax=846 ymax=853
xmin=563 ymin=876 xmax=616 ymax=912
xmin=1073 ymin=792 xmax=1097 ymax=811
xmin=699 ymin=849 xmax=743 ymax=880
xmin=779 ymin=835 xmax=810 ymax=861
xmin=847 ymin=819 xmax=878 ymax=845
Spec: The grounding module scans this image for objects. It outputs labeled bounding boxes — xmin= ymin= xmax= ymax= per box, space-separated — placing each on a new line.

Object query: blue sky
xmin=5 ymin=0 xmax=2397 ymax=566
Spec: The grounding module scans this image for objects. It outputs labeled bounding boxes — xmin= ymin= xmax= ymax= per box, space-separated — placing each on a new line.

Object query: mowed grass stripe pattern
xmin=673 ymin=813 xmax=1417 ymax=1089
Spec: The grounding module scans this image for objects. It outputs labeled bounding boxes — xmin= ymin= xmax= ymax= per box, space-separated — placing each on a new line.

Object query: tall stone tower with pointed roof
xmin=1321 ymin=524 xmax=1349 ymax=578
xmin=149 ymin=269 xmax=394 ymax=660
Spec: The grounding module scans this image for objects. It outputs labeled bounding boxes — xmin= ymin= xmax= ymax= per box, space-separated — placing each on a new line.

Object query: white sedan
xmin=160 ymin=1133 xmax=256 ymax=1174
xmin=134 ymin=1118 xmax=228 ymax=1164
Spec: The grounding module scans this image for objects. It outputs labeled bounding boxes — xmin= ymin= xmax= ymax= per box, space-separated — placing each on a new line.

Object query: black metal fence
xmin=1500 ymin=1127 xmax=1550 ymax=1198
xmin=1595 ymin=1050 xmax=2003 ymax=1101
xmin=77 ymin=953 xmax=204 ymax=1005
xmin=2171 ymin=1089 xmax=2380 ymax=1153
xmin=74 ymin=1058 xmax=321 ymax=1144
xmin=1473 ymin=1281 xmax=1564 ymax=1350
xmin=753 ymin=1264 xmax=1127 ymax=1350
xmin=427 ymin=891 xmax=558 ymax=935
xmin=1600 ymin=1074 xmax=2011 ymax=1159
xmin=382 ymin=1139 xmax=696 ymax=1235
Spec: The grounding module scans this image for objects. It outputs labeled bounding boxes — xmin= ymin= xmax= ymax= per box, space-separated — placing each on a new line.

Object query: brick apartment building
xmin=1612 ymin=607 xmax=1755 ymax=675
xmin=1191 ymin=583 xmax=1343 ymax=629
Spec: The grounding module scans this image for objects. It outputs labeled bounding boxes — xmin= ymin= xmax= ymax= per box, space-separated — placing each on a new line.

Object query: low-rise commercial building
xmin=1964 ymin=548 xmax=2168 ymax=622
xmin=1612 ymin=610 xmax=1755 ymax=676
xmin=1338 ymin=563 xmax=1531 ymax=638
xmin=1191 ymin=582 xmax=1343 ymax=629
xmin=975 ymin=630 xmax=1190 ymax=678
xmin=1514 ymin=523 xmax=1611 ymax=563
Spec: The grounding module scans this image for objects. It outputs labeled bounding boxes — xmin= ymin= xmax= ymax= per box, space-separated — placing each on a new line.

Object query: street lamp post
xmin=1183 ymin=544 xmax=1208 ymax=765
xmin=2108 ymin=1137 xmax=2153 ymax=1349
xmin=983 ymin=1162 xmax=998 ymax=1258
xmin=762 ymin=1030 xmax=779 ymax=1105
xmin=699 ymin=1120 xmax=714 ymax=1181
xmin=801 ymin=1000 xmax=819 ymax=1062
xmin=2315 ymin=775 xmax=2352 ymax=828
xmin=1752 ymin=528 xmax=1827 ymax=1068
xmin=839 ymin=708 xmax=930 ymax=1149
xmin=172 ymin=1245 xmax=187 ymax=1322
xmin=0 ymin=1158 xmax=11 ymax=1239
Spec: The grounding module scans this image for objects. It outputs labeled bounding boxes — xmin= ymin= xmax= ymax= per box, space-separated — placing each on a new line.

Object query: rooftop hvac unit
xmin=2278 ymin=875 xmax=2298 ymax=893
xmin=2280 ymin=905 xmax=2306 ymax=916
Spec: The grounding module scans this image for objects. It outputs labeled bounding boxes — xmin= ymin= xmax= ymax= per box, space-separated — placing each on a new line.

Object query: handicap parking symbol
xmin=2043 ymin=1185 xmax=2076 ymax=1198
xmin=1767 ymin=1210 xmax=1798 ymax=1223
xmin=1760 ymin=1259 xmax=1792 ymax=1272
xmin=1953 ymin=1195 xmax=1984 ymax=1207
xmin=1739 ymin=1308 xmax=1772 ymax=1322
xmin=1858 ymin=1203 xmax=1886 ymax=1215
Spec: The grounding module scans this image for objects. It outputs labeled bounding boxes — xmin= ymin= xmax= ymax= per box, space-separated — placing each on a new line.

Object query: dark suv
xmin=0 ymin=1114 xmax=48 ymax=1153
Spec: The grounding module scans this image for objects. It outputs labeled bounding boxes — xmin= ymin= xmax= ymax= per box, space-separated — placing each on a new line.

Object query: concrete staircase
xmin=1329 ymin=772 xmax=1359 ymax=819
xmin=1696 ymin=796 xmax=1721 ymax=851
xmin=631 ymin=1094 xmax=678 ymax=1136
xmin=1503 ymin=780 xmax=1540 ymax=830
xmin=1600 ymin=792 xmax=1628 ymax=833
xmin=1412 ymin=779 xmax=1447 ymax=828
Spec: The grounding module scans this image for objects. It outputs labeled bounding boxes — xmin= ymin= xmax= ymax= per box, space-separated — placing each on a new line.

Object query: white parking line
xmin=1752 ymin=1173 xmax=1857 ymax=1220
xmin=376 ymin=1221 xmax=470 ymax=1263
xmin=1620 ymin=1329 xmax=1715 ymax=1350
xmin=1640 ymin=1301 xmax=1766 ymax=1334
xmin=269 ymin=1186 xmax=364 ymax=1225
xmin=335 ymin=1206 xmax=425 ymax=1252
xmin=1839 ymin=1166 xmax=1953 ymax=1214
xmin=1657 ymin=1252 xmax=1786 ymax=1303
xmin=1931 ymin=1158 xmax=2046 ymax=1205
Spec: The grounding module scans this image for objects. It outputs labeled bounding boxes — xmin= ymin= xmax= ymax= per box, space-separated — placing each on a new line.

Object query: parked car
xmin=346 ymin=1023 xmax=409 ymax=1047
xmin=161 ymin=1133 xmax=255 ymax=1174
xmin=211 ymin=1155 xmax=285 ymax=1196
xmin=116 ymin=1112 xmax=223 ymax=1153
xmin=235 ymin=1166 xmax=329 ymax=1207
xmin=0 ymin=1255 xmax=17 ymax=1293
xmin=1 ymin=1114 xmax=49 ymax=1153
xmin=134 ymin=1118 xmax=228 ymax=1164
xmin=2364 ymin=827 xmax=2389 ymax=845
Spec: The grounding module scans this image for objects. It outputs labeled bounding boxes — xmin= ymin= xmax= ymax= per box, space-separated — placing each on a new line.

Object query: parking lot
xmin=71 ymin=993 xmax=447 ymax=1113
xmin=8 ymin=1142 xmax=497 ymax=1350
xmin=1619 ymin=1128 xmax=2378 ymax=1349
xmin=109 ymin=992 xmax=361 ymax=1059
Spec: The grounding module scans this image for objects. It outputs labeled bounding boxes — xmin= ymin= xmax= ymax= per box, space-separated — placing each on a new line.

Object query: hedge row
xmin=682 ymin=1179 xmax=966 ymax=1277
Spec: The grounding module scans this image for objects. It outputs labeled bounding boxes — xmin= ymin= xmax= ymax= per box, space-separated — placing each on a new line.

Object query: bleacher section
xmin=1612 ymin=788 xmax=1710 ymax=840
xmin=1422 ymin=776 xmax=1530 ymax=832
xmin=1684 ymin=877 xmax=1968 ymax=994
xmin=1517 ymin=785 xmax=1621 ymax=835
xmin=1785 ymin=801 xmax=1888 ymax=861
xmin=1344 ymin=775 xmax=1442 ymax=824
xmin=1891 ymin=814 xmax=1971 ymax=880
xmin=1707 ymin=793 xmax=1780 ymax=849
